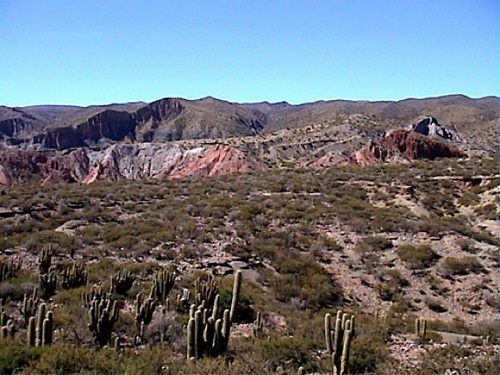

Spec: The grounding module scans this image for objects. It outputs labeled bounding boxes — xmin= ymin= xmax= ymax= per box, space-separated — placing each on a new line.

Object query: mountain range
xmin=0 ymin=94 xmax=497 ymax=185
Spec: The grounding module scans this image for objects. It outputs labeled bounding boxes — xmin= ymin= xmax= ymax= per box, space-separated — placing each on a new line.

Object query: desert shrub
xmin=272 ymin=253 xmax=342 ymax=310
xmin=0 ymin=343 xmax=44 ymax=375
xmin=21 ymin=345 xmax=123 ymax=374
xmin=349 ymin=314 xmax=390 ymax=374
xmin=396 ymin=244 xmax=439 ymax=270
xmin=440 ymin=256 xmax=484 ymax=277
xmin=0 ymin=281 xmax=36 ymax=302
xmin=456 ymin=238 xmax=479 ymax=253
xmin=218 ymin=277 xmax=254 ymax=324
xmin=145 ymin=311 xmax=184 ymax=349
xmin=24 ymin=230 xmax=75 ymax=253
xmin=395 ymin=345 xmax=499 ymax=375
xmin=425 ymin=297 xmax=448 ymax=313
xmin=474 ymin=203 xmax=498 ymax=220
xmin=250 ymin=335 xmax=317 ymax=373
xmin=374 ymin=269 xmax=409 ymax=302
xmin=0 ymin=237 xmax=18 ymax=251
xmin=362 ymin=236 xmax=393 ymax=251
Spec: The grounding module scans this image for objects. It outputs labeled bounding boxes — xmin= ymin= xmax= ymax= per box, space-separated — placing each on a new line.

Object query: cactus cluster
xmin=82 ymin=287 xmax=108 ymax=308
xmin=253 ymin=311 xmax=264 ymax=337
xmin=149 ymin=269 xmax=175 ymax=303
xmin=174 ymin=288 xmax=191 ymax=312
xmin=27 ymin=303 xmax=53 ymax=347
xmin=61 ymin=262 xmax=88 ymax=290
xmin=39 ymin=271 xmax=57 ymax=299
xmin=0 ymin=258 xmax=22 ymax=282
xmin=38 ymin=248 xmax=53 ymax=274
xmin=186 ymin=270 xmax=242 ymax=360
xmin=110 ymin=270 xmax=134 ymax=296
xmin=21 ymin=288 xmax=39 ymax=322
xmin=325 ymin=310 xmax=355 ymax=375
xmin=135 ymin=293 xmax=157 ymax=339
xmin=87 ymin=294 xmax=120 ymax=347
xmin=415 ymin=317 xmax=427 ymax=340
xmin=194 ymin=274 xmax=218 ymax=308
xmin=1 ymin=299 xmax=15 ymax=340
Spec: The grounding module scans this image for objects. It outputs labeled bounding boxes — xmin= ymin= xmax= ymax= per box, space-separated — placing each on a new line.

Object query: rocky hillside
xmin=0 ymin=119 xmax=468 ymax=186
xmin=0 ymin=155 xmax=497 ymax=373
xmin=1 ymin=95 xmax=498 ymax=153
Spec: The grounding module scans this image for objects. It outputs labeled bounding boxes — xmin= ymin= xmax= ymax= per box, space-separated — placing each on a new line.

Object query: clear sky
xmin=1 ymin=0 xmax=498 ymax=106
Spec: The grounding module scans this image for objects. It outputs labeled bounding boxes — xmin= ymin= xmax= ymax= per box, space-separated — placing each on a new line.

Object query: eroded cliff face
xmin=32 ymin=110 xmax=136 ymax=150
xmin=0 ymin=143 xmax=265 ymax=186
xmin=310 ymin=129 xmax=465 ymax=168
xmin=347 ymin=130 xmax=465 ymax=166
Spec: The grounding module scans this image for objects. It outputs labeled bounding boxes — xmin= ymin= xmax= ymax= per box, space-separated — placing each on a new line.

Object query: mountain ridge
xmin=1 ymin=94 xmax=497 ymax=151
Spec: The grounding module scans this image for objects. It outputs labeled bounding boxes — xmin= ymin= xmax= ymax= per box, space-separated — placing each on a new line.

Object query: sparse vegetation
xmin=396 ymin=244 xmax=440 ymax=270
xmin=0 ymin=156 xmax=497 ymax=373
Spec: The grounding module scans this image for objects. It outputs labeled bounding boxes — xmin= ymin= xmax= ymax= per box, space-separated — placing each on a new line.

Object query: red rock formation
xmin=0 ymin=143 xmax=265 ymax=186
xmin=311 ymin=129 xmax=465 ymax=168
xmin=169 ymin=145 xmax=263 ymax=179
xmin=348 ymin=130 xmax=464 ymax=166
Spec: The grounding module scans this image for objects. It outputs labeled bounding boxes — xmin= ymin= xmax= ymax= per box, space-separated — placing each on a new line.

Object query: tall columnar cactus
xmin=0 ymin=298 xmax=7 ymax=327
xmin=135 ymin=293 xmax=157 ymax=338
xmin=186 ymin=271 xmax=243 ymax=360
xmin=194 ymin=274 xmax=218 ymax=308
xmin=110 ymin=270 xmax=134 ymax=296
xmin=0 ymin=298 xmax=15 ymax=339
xmin=1 ymin=319 xmax=15 ymax=339
xmin=325 ymin=310 xmax=355 ymax=375
xmin=229 ymin=270 xmax=242 ymax=322
xmin=253 ymin=311 xmax=264 ymax=337
xmin=27 ymin=303 xmax=53 ymax=347
xmin=61 ymin=262 xmax=88 ymax=289
xmin=175 ymin=288 xmax=191 ymax=312
xmin=38 ymin=248 xmax=52 ymax=274
xmin=415 ymin=317 xmax=427 ymax=340
xmin=88 ymin=295 xmax=120 ymax=347
xmin=39 ymin=271 xmax=57 ymax=299
xmin=82 ymin=287 xmax=108 ymax=308
xmin=21 ymin=288 xmax=39 ymax=322
xmin=0 ymin=258 xmax=22 ymax=282
xmin=149 ymin=269 xmax=175 ymax=303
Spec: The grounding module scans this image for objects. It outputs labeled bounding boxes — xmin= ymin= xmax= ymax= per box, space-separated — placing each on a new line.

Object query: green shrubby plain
xmin=0 ymin=156 xmax=498 ymax=374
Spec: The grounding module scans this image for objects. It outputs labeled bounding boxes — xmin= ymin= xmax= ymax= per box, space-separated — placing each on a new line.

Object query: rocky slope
xmin=0 ymin=143 xmax=265 ymax=186
xmin=1 ymin=95 xmax=497 ymax=152
xmin=0 ymin=94 xmax=496 ymax=185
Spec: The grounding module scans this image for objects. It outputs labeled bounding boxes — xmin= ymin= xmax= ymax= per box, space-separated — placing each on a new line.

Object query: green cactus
xmin=27 ymin=303 xmax=53 ymax=347
xmin=229 ymin=270 xmax=242 ymax=322
xmin=325 ymin=310 xmax=355 ymax=375
xmin=110 ymin=270 xmax=134 ymax=296
xmin=82 ymin=287 xmax=108 ymax=308
xmin=61 ymin=262 xmax=88 ymax=289
xmin=415 ymin=317 xmax=427 ymax=340
xmin=186 ymin=271 xmax=243 ymax=360
xmin=1 ymin=319 xmax=15 ymax=339
xmin=194 ymin=274 xmax=218 ymax=308
xmin=21 ymin=288 xmax=39 ymax=322
xmin=0 ymin=298 xmax=7 ymax=327
xmin=175 ymin=288 xmax=191 ymax=312
xmin=0 ymin=301 xmax=15 ymax=341
xmin=38 ymin=248 xmax=53 ymax=274
xmin=0 ymin=258 xmax=22 ymax=282
xmin=88 ymin=294 xmax=120 ymax=347
xmin=149 ymin=269 xmax=175 ymax=303
xmin=253 ymin=311 xmax=264 ymax=337
xmin=27 ymin=317 xmax=36 ymax=346
xmin=39 ymin=271 xmax=57 ymax=299
xmin=135 ymin=293 xmax=157 ymax=339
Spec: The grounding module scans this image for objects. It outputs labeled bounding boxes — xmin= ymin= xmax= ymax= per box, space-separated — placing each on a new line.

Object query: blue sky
xmin=1 ymin=0 xmax=498 ymax=106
